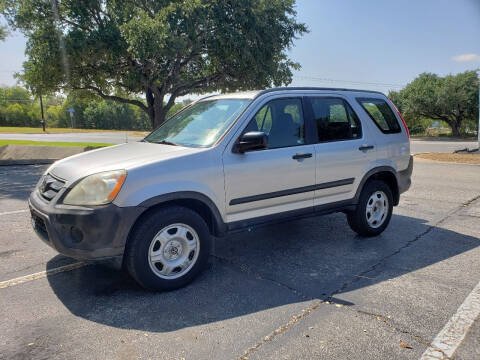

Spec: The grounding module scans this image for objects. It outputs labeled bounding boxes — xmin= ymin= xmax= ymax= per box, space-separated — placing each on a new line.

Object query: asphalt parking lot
xmin=0 ymin=159 xmax=479 ymax=360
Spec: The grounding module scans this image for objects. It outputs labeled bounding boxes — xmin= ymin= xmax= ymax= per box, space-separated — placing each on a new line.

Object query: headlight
xmin=63 ymin=170 xmax=127 ymax=206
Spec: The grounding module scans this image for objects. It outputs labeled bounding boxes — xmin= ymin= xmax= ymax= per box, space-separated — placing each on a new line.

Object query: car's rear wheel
xmin=347 ymin=180 xmax=393 ymax=237
xmin=125 ymin=206 xmax=211 ymax=291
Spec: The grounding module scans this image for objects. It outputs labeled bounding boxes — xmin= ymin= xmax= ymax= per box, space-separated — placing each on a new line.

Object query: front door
xmin=223 ymin=97 xmax=316 ymax=224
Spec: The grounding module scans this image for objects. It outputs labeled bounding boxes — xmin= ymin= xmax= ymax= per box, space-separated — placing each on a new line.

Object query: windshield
xmin=144 ymin=99 xmax=251 ymax=147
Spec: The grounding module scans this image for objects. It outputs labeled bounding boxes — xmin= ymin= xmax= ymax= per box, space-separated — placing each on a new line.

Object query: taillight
xmin=388 ymin=99 xmax=410 ymax=138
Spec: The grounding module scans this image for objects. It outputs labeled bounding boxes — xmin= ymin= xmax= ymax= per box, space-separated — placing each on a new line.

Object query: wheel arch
xmin=355 ymin=167 xmax=400 ymax=206
xmin=128 ymin=192 xmax=227 ymax=243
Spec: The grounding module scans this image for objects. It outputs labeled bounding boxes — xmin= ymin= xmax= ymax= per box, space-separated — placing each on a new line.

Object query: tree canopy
xmin=389 ymin=71 xmax=479 ymax=136
xmin=2 ymin=0 xmax=307 ymax=128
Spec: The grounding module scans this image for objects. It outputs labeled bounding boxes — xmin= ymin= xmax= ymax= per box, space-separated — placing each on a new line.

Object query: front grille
xmin=39 ymin=174 xmax=65 ymax=201
xmin=31 ymin=212 xmax=49 ymax=242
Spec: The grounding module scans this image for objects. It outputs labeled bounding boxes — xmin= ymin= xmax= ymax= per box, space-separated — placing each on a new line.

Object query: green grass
xmin=0 ymin=126 xmax=148 ymax=136
xmin=0 ymin=140 xmax=113 ymax=148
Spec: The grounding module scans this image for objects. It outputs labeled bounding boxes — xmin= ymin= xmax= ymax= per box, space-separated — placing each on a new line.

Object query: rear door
xmin=222 ymin=97 xmax=316 ymax=224
xmin=304 ymin=95 xmax=377 ymax=206
xmin=356 ymin=97 xmax=410 ymax=171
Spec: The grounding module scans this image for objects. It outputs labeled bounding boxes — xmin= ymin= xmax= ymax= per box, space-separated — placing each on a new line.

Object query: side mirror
xmin=233 ymin=131 xmax=268 ymax=153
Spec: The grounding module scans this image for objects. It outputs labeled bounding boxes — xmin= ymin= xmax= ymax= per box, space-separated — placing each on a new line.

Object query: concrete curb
xmin=0 ymin=144 xmax=98 ymax=166
xmin=0 ymin=159 xmax=56 ymax=166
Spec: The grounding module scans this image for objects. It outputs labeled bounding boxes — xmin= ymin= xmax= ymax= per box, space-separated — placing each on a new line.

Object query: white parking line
xmin=0 ymin=262 xmax=86 ymax=289
xmin=0 ymin=209 xmax=29 ymax=216
xmin=420 ymin=280 xmax=480 ymax=359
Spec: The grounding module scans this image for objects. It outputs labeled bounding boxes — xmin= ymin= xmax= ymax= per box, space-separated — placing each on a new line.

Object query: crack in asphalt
xmin=327 ymin=194 xmax=480 ymax=301
xmin=230 ymin=194 xmax=480 ymax=360
xmin=211 ymin=254 xmax=314 ymax=302
xmin=214 ymin=254 xmax=437 ymax=360
xmin=236 ymin=300 xmax=323 ymax=360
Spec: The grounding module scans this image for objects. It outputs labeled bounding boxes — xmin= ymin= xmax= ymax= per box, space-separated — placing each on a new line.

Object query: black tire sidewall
xmin=126 ymin=206 xmax=212 ymax=291
xmin=355 ymin=180 xmax=393 ymax=236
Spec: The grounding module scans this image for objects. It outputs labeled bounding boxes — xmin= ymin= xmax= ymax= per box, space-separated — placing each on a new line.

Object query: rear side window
xmin=357 ymin=98 xmax=401 ymax=133
xmin=310 ymin=97 xmax=362 ymax=142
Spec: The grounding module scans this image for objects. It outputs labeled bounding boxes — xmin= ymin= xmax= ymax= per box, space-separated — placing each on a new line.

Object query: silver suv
xmin=29 ymin=87 xmax=413 ymax=291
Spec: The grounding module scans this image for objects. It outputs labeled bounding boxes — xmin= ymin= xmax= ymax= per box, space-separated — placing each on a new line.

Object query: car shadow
xmin=46 ymin=212 xmax=479 ymax=333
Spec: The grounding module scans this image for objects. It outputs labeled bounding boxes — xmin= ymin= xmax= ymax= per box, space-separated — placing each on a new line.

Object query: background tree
xmin=0 ymin=86 xmax=37 ymax=127
xmin=0 ymin=84 xmax=186 ymax=130
xmin=389 ymin=71 xmax=478 ymax=136
xmin=2 ymin=0 xmax=307 ymax=128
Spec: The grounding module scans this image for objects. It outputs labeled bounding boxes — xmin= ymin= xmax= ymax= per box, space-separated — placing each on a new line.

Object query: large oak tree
xmin=389 ymin=71 xmax=478 ymax=137
xmin=2 ymin=0 xmax=307 ymax=128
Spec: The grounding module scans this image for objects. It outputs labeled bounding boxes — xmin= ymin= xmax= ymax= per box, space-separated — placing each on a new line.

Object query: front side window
xmin=310 ymin=97 xmax=362 ymax=142
xmin=357 ymin=98 xmax=401 ymax=133
xmin=145 ymin=99 xmax=251 ymax=147
xmin=244 ymin=98 xmax=305 ymax=149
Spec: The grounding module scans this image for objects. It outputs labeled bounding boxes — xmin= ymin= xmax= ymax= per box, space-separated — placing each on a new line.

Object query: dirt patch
xmin=415 ymin=152 xmax=480 ymax=165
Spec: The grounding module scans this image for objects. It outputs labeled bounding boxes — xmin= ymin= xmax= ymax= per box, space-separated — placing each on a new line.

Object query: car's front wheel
xmin=347 ymin=180 xmax=393 ymax=237
xmin=125 ymin=206 xmax=212 ymax=291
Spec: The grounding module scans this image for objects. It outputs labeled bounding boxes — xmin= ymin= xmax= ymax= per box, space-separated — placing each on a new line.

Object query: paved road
xmin=0 ymin=132 xmax=478 ymax=153
xmin=410 ymin=138 xmax=478 ymax=154
xmin=0 ymin=132 xmax=144 ymax=144
xmin=0 ymin=160 xmax=479 ymax=359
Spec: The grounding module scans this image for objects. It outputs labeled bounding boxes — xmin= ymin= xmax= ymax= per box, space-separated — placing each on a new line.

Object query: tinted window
xmin=357 ymin=98 xmax=401 ymax=133
xmin=310 ymin=98 xmax=362 ymax=142
xmin=244 ymin=98 xmax=305 ymax=149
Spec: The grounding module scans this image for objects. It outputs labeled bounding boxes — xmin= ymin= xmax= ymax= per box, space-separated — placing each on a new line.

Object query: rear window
xmin=357 ymin=98 xmax=401 ymax=134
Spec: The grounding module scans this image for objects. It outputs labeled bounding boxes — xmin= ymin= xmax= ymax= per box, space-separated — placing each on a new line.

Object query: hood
xmin=48 ymin=142 xmax=203 ymax=183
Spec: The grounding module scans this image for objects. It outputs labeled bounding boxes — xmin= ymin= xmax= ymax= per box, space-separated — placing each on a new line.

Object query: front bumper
xmin=29 ymin=188 xmax=144 ymax=261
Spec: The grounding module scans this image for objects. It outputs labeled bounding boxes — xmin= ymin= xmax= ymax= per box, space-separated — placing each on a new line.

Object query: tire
xmin=347 ymin=180 xmax=393 ymax=237
xmin=125 ymin=206 xmax=212 ymax=291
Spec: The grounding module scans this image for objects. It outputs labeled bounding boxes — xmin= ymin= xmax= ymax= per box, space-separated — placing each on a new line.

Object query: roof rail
xmin=253 ymin=87 xmax=385 ymax=100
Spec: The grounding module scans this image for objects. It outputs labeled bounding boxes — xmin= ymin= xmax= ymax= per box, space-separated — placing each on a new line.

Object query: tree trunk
xmin=449 ymin=120 xmax=461 ymax=137
xmin=146 ymin=103 xmax=171 ymax=129
xmin=154 ymin=108 xmax=169 ymax=129
xmin=146 ymin=88 xmax=156 ymax=129
xmin=145 ymin=86 xmax=175 ymax=130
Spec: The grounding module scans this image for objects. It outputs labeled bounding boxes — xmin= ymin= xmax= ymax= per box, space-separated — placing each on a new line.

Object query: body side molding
xmin=230 ymin=178 xmax=355 ymax=206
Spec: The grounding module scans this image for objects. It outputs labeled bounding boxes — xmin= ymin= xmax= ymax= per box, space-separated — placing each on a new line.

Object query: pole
xmin=39 ymin=93 xmax=46 ymax=132
xmin=477 ymin=70 xmax=480 ymax=150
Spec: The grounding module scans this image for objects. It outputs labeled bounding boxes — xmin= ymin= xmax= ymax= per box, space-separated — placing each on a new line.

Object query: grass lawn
xmin=415 ymin=152 xmax=480 ymax=165
xmin=0 ymin=140 xmax=113 ymax=148
xmin=0 ymin=126 xmax=148 ymax=136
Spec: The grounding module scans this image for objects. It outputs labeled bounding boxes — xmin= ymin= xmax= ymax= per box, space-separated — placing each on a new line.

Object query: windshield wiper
xmin=149 ymin=140 xmax=179 ymax=146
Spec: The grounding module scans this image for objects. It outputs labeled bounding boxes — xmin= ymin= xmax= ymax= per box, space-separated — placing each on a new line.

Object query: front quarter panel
xmin=112 ymin=147 xmax=226 ymax=221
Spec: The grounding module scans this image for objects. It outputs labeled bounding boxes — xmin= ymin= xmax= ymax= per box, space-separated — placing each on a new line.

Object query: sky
xmin=0 ymin=0 xmax=479 ymax=96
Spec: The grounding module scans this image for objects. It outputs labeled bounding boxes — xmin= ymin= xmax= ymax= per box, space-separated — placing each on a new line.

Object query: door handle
xmin=292 ymin=153 xmax=312 ymax=160
xmin=358 ymin=145 xmax=374 ymax=151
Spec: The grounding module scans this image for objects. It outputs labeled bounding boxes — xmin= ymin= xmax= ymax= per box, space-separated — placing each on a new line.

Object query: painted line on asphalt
xmin=420 ymin=279 xmax=480 ymax=359
xmin=0 ymin=209 xmax=29 ymax=216
xmin=0 ymin=262 xmax=86 ymax=289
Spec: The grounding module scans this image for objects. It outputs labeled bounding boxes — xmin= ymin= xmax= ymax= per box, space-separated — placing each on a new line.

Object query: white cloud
xmin=452 ymin=53 xmax=480 ymax=63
